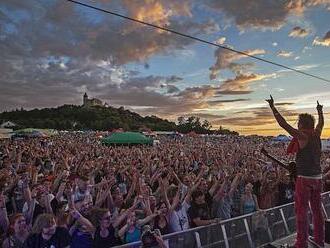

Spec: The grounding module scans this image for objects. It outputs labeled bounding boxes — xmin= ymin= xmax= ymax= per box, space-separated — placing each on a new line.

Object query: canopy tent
xmin=272 ymin=135 xmax=291 ymax=142
xmin=0 ymin=128 xmax=12 ymax=139
xmin=102 ymin=132 xmax=153 ymax=145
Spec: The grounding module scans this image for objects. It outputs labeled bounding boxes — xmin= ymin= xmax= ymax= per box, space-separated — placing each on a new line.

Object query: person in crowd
xmin=23 ymin=213 xmax=71 ymax=248
xmin=188 ymin=190 xmax=219 ymax=227
xmin=240 ymin=183 xmax=259 ymax=215
xmin=2 ymin=214 xmax=30 ymax=248
xmin=212 ymin=173 xmax=241 ymax=220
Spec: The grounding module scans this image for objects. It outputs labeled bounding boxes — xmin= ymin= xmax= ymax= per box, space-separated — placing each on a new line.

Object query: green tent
xmin=102 ymin=132 xmax=153 ymax=145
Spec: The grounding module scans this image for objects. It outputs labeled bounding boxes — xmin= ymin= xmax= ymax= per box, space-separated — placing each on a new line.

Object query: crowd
xmin=1 ymin=133 xmax=330 ymax=248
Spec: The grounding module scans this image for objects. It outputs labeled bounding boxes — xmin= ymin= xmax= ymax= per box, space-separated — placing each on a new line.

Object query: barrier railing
xmin=116 ymin=191 xmax=330 ymax=248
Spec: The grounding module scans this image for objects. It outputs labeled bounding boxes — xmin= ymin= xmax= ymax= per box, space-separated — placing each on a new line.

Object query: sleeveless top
xmin=296 ymin=134 xmax=321 ymax=177
xmin=124 ymin=225 xmax=141 ymax=244
xmin=243 ymin=197 xmax=256 ymax=214
xmin=93 ymin=226 xmax=122 ymax=248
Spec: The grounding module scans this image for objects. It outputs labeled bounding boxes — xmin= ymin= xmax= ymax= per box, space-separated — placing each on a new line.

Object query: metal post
xmin=321 ymin=202 xmax=328 ymax=219
xmin=221 ymin=224 xmax=230 ymax=248
xmin=195 ymin=232 xmax=202 ymax=248
xmin=280 ymin=208 xmax=290 ymax=235
xmin=243 ymin=218 xmax=254 ymax=248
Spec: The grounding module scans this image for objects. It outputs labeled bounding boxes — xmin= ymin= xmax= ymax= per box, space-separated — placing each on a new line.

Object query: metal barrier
xmin=116 ymin=191 xmax=330 ymax=248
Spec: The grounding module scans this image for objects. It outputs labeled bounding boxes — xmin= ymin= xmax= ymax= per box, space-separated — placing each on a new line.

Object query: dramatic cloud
xmin=216 ymin=73 xmax=273 ymax=94
xmin=277 ymin=50 xmax=294 ymax=57
xmin=213 ymin=105 xmax=299 ymax=127
xmin=289 ymin=26 xmax=310 ymax=38
xmin=0 ymin=0 xmax=217 ymax=66
xmin=205 ymin=0 xmax=330 ymax=29
xmin=207 ymin=98 xmax=250 ymax=105
xmin=122 ymin=0 xmax=192 ymax=27
xmin=275 ymin=102 xmax=294 ymax=106
xmin=313 ymin=31 xmax=330 ymax=47
xmin=188 ymin=113 xmax=226 ymax=120
xmin=209 ymin=48 xmax=266 ymax=80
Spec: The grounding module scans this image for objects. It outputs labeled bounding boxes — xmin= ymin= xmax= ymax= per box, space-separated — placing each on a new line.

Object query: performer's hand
xmin=265 ymin=95 xmax=274 ymax=108
xmin=317 ymin=100 xmax=323 ymax=113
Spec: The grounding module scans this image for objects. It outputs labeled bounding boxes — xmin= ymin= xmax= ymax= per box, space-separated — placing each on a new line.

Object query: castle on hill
xmin=82 ymin=93 xmax=108 ymax=108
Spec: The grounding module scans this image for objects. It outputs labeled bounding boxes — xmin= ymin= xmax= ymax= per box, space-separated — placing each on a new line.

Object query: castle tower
xmin=83 ymin=92 xmax=88 ymax=106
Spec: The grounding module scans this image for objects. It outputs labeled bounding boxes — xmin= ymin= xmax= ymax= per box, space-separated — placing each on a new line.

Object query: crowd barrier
xmin=116 ymin=191 xmax=330 ymax=248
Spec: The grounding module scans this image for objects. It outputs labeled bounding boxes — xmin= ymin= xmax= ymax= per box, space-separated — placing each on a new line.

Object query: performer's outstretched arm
xmin=315 ymin=101 xmax=324 ymax=137
xmin=266 ymin=95 xmax=300 ymax=138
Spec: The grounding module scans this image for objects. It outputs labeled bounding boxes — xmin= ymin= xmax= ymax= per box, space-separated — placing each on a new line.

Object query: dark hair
xmin=298 ymin=113 xmax=315 ymax=129
xmin=191 ymin=190 xmax=204 ymax=201
xmin=89 ymin=208 xmax=109 ymax=227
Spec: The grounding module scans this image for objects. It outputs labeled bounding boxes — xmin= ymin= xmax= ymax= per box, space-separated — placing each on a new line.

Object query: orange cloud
xmin=217 ymin=73 xmax=271 ymax=93
xmin=122 ymin=0 xmax=191 ymax=28
xmin=313 ymin=31 xmax=330 ymax=47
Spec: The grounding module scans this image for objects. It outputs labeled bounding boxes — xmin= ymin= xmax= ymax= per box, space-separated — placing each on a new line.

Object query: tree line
xmin=0 ymin=105 xmax=238 ymax=135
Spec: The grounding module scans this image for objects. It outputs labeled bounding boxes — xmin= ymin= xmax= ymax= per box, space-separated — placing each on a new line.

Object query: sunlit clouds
xmin=0 ymin=0 xmax=330 ymax=136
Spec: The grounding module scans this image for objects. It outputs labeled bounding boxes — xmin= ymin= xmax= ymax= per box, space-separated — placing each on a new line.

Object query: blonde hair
xmin=32 ymin=214 xmax=56 ymax=234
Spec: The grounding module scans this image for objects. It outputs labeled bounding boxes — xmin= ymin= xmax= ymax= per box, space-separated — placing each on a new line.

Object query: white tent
xmin=272 ymin=135 xmax=291 ymax=142
xmin=321 ymin=139 xmax=330 ymax=151
xmin=0 ymin=121 xmax=16 ymax=128
xmin=0 ymin=128 xmax=13 ymax=139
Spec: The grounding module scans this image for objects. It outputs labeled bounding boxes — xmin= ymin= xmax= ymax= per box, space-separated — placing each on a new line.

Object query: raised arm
xmin=70 ymin=209 xmax=95 ymax=235
xmin=112 ymin=202 xmax=137 ymax=228
xmin=0 ymin=193 xmax=9 ymax=233
xmin=315 ymin=100 xmax=324 ymax=137
xmin=266 ymin=95 xmax=300 ymax=138
xmin=228 ymin=173 xmax=241 ymax=198
xmin=170 ymin=184 xmax=183 ymax=212
xmin=214 ymin=177 xmax=228 ymax=201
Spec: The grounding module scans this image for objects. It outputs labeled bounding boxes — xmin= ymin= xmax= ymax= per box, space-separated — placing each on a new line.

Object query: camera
xmin=141 ymin=225 xmax=161 ymax=248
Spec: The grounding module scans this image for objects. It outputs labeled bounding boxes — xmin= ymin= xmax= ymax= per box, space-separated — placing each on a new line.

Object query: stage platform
xmin=269 ymin=233 xmax=321 ymax=248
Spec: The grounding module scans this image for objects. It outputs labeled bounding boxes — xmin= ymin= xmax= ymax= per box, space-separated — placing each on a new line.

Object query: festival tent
xmin=0 ymin=128 xmax=12 ymax=139
xmin=272 ymin=135 xmax=291 ymax=142
xmin=102 ymin=132 xmax=153 ymax=145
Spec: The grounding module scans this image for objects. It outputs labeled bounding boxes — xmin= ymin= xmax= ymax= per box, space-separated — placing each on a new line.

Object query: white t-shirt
xmin=169 ymin=200 xmax=190 ymax=232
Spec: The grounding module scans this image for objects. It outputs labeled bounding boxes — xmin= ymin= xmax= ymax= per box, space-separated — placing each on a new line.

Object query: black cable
xmin=66 ymin=0 xmax=330 ymax=84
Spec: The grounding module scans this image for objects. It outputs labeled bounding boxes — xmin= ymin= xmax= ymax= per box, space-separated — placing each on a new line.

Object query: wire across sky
xmin=66 ymin=0 xmax=330 ymax=84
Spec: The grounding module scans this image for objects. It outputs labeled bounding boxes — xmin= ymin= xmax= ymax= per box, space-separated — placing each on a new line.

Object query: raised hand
xmin=317 ymin=100 xmax=323 ymax=112
xmin=265 ymin=95 xmax=274 ymax=108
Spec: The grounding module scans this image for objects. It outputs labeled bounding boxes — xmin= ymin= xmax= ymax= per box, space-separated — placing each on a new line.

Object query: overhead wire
xmin=66 ymin=0 xmax=330 ymax=84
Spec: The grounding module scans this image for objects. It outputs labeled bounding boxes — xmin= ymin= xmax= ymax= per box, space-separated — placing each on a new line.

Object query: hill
xmin=0 ymin=105 xmax=238 ymax=135
xmin=0 ymin=105 xmax=176 ymax=131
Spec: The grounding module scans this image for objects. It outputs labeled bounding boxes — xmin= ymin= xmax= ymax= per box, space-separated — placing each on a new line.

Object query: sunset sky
xmin=1 ymin=0 xmax=330 ymax=136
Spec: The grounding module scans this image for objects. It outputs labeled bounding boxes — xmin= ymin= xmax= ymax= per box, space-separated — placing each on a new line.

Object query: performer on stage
xmin=266 ymin=95 xmax=324 ymax=248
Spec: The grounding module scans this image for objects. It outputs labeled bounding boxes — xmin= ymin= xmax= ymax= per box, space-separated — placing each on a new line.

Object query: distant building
xmin=82 ymin=93 xmax=105 ymax=108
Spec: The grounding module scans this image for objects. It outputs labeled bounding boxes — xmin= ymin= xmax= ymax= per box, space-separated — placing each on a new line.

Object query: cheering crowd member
xmin=267 ymin=95 xmax=324 ymax=248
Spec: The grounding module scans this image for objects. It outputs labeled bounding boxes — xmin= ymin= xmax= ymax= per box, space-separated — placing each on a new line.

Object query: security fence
xmin=116 ymin=191 xmax=330 ymax=248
